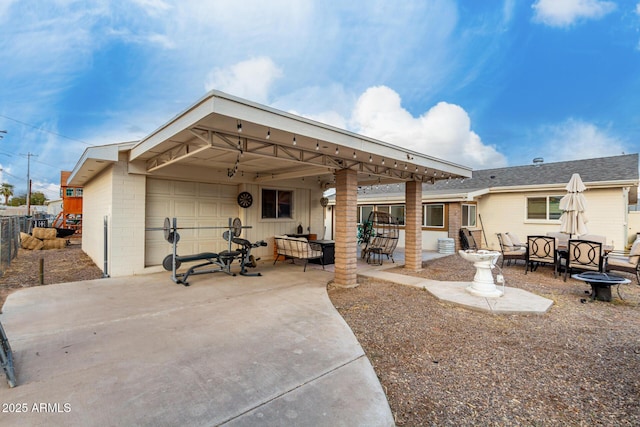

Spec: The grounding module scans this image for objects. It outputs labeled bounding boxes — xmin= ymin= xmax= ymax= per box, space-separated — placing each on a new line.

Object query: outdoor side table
xmin=571 ymin=272 xmax=630 ymax=302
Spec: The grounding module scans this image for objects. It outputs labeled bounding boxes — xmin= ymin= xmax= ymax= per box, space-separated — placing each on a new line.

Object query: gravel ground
xmin=328 ymin=255 xmax=640 ymax=426
xmin=0 ymin=240 xmax=104 ymax=312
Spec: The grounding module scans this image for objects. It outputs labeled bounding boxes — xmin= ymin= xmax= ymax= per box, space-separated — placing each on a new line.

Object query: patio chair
xmin=546 ymin=232 xmax=569 ymax=249
xmin=505 ymin=232 xmax=526 ymax=249
xmin=459 ymin=228 xmax=477 ymax=250
xmin=496 ymin=233 xmax=526 ymax=267
xmin=563 ymin=239 xmax=604 ymax=282
xmin=604 ymin=238 xmax=640 ymax=285
xmin=525 ymin=235 xmax=558 ymax=277
xmin=579 ymin=234 xmax=607 ymax=245
xmin=361 ymin=211 xmax=399 ymax=264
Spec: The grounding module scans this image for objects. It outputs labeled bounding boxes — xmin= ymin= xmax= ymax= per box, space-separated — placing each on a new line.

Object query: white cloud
xmin=350 ymin=86 xmax=507 ymax=169
xmin=532 ymin=0 xmax=616 ymax=27
xmin=204 ymin=57 xmax=283 ymax=103
xmin=539 ymin=119 xmax=627 ymax=162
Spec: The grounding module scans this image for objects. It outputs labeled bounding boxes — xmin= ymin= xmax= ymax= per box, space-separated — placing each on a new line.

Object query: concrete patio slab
xmin=0 ymin=263 xmax=393 ymax=426
xmin=358 ymin=270 xmax=554 ymax=315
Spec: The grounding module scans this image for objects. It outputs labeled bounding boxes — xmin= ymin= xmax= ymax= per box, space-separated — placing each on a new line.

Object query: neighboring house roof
xmin=341 ymin=154 xmax=639 ymax=204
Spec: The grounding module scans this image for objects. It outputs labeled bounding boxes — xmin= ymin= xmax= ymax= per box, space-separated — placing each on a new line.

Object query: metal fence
xmin=0 ymin=217 xmax=21 ymax=278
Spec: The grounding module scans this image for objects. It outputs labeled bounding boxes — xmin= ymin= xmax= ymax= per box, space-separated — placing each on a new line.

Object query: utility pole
xmin=21 ymin=152 xmax=37 ymax=216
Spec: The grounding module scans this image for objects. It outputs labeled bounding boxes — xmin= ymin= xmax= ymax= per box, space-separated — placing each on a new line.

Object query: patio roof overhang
xmin=76 ymin=90 xmax=469 ymax=188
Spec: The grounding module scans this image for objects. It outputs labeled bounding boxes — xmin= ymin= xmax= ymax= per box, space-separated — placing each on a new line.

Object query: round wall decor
xmin=237 ymin=191 xmax=253 ymax=208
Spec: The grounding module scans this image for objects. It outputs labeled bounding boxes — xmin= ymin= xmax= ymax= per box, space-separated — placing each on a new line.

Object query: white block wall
xmin=82 ymin=153 xmax=146 ymax=277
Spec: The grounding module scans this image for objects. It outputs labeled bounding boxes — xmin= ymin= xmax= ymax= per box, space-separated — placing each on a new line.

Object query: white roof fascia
xmin=485 ymin=179 xmax=639 ymax=194
xmin=68 ymin=141 xmax=137 ymax=185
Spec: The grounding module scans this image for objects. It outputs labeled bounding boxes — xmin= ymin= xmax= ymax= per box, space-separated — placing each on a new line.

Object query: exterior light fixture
xmin=266 ymin=128 xmax=270 ymax=139
xmin=315 ymin=141 xmax=320 ymax=151
xmin=293 ymin=135 xmax=297 ymax=145
xmin=335 ymin=146 xmax=339 ymax=155
xmin=381 ymin=158 xmax=385 ymax=165
xmin=369 ymin=154 xmax=373 ymax=162
xmin=237 ymin=120 xmax=242 ymax=132
xmin=353 ymin=151 xmax=357 ymax=159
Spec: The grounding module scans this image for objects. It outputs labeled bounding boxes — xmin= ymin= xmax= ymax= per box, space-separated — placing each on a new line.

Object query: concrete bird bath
xmin=458 ymin=250 xmax=503 ymax=297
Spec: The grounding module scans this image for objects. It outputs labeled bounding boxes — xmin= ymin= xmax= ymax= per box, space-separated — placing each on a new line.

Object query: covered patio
xmin=69 ymin=90 xmax=471 ymax=284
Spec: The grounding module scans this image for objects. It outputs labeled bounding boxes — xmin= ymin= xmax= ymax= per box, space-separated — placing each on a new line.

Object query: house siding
xmin=479 ymin=188 xmax=629 ymax=251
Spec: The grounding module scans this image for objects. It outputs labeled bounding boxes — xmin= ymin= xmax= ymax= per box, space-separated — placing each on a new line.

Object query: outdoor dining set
xmin=496 ymin=231 xmax=640 ymax=300
xmin=490 ymin=173 xmax=640 ymax=302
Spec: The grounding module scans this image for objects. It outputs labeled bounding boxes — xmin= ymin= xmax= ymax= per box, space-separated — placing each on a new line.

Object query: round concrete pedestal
xmin=458 ymin=250 xmax=503 ymax=298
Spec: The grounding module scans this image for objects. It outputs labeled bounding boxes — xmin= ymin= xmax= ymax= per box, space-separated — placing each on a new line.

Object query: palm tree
xmin=1 ymin=182 xmax=14 ymax=205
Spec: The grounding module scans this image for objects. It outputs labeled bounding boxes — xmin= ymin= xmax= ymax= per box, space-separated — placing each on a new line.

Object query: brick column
xmin=334 ymin=169 xmax=358 ymax=288
xmin=448 ymin=203 xmax=462 ymax=251
xmin=405 ymin=181 xmax=423 ymax=271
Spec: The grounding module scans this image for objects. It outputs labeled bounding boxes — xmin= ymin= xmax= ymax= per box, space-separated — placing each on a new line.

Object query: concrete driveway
xmin=0 ymin=263 xmax=393 ymax=426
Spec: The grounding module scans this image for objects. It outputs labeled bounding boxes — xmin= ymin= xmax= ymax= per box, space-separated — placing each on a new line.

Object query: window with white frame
xmin=390 ymin=205 xmax=405 ymax=225
xmin=527 ymin=196 xmax=562 ymax=220
xmin=358 ymin=205 xmax=374 ymax=224
xmin=462 ymin=204 xmax=476 ymax=227
xmin=262 ymin=189 xmax=293 ymax=219
xmin=423 ymin=203 xmax=445 ymax=227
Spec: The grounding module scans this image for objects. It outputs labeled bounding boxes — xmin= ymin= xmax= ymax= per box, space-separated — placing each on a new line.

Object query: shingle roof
xmin=436 ymin=153 xmax=639 ymax=191
xmin=351 ymin=154 xmax=639 ymax=199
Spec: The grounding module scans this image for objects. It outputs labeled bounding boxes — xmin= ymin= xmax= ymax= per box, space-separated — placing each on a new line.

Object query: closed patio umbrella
xmin=559 ymin=173 xmax=588 ymax=238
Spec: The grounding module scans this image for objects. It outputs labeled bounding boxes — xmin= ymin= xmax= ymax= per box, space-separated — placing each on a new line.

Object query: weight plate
xmin=167 ymin=231 xmax=180 ymax=244
xmin=163 ymin=217 xmax=171 ymax=241
xmin=233 ymin=217 xmax=242 ymax=237
xmin=162 ymin=255 xmax=177 ymax=271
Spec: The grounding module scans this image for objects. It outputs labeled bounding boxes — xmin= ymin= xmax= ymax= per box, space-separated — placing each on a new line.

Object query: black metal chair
xmin=497 ymin=233 xmax=526 ymax=267
xmin=459 ymin=228 xmax=477 ymax=250
xmin=525 ymin=235 xmax=558 ymax=277
xmin=604 ymin=239 xmax=640 ymax=285
xmin=563 ymin=239 xmax=603 ymax=282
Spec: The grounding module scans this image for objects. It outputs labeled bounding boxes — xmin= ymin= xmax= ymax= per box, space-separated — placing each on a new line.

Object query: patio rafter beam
xmin=146 ymin=140 xmax=211 ymax=172
xmin=254 ymin=167 xmax=330 ymax=183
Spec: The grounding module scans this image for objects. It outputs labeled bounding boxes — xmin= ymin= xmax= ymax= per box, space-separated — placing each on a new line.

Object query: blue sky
xmin=1 ymin=0 xmax=639 ymax=200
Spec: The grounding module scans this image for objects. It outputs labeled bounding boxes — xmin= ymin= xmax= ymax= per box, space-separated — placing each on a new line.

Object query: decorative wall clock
xmin=237 ymin=191 xmax=253 ymax=208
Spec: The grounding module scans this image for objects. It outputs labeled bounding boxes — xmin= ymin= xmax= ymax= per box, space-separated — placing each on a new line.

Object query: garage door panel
xmin=147 ymin=199 xmax=172 ymax=214
xmin=198 ymin=183 xmax=219 ymax=197
xmin=147 ymin=179 xmax=172 ymax=195
xmin=198 ymin=201 xmax=218 ymax=216
xmin=174 ymin=181 xmax=197 ymax=196
xmin=175 ymin=201 xmax=197 ymax=218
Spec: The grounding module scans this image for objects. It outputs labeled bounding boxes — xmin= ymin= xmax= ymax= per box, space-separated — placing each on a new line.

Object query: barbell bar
xmin=146 ymin=217 xmax=251 ymax=241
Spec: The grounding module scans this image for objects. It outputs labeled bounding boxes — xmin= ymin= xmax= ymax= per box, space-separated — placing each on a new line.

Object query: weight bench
xmin=163 ymin=250 xmax=238 ymax=286
xmin=155 ymin=217 xmax=265 ymax=286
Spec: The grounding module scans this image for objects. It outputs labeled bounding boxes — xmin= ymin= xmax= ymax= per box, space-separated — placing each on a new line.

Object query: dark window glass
xmin=262 ymin=189 xmax=292 ymax=219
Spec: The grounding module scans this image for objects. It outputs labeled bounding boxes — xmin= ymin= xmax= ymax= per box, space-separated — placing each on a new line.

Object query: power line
xmin=0 ymin=114 xmax=94 ymax=146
